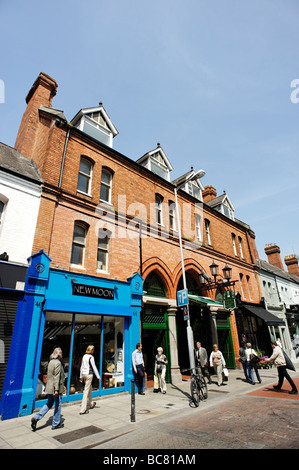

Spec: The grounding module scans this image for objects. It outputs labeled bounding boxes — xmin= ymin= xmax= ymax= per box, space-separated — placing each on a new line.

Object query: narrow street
xmin=94 ymin=374 xmax=299 ymax=450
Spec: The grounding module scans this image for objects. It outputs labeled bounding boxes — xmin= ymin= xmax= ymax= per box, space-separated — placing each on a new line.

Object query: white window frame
xmin=97 ymin=229 xmax=111 ymax=273
xmin=100 ymin=168 xmax=113 ymax=204
xmin=155 ymin=194 xmax=164 ymax=226
xmin=195 ymin=213 xmax=202 ymax=242
xmin=238 ymin=236 xmax=244 ymax=258
xmin=232 ymin=233 xmax=237 ymax=256
xmin=205 ymin=219 xmax=211 ymax=245
xmin=70 ymin=222 xmax=87 ymax=268
xmin=169 ymin=201 xmax=177 ymax=232
xmin=77 ymin=157 xmax=93 ymax=196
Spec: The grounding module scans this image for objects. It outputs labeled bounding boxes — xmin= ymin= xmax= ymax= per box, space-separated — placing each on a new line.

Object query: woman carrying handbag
xmin=154 ymin=347 xmax=168 ymax=394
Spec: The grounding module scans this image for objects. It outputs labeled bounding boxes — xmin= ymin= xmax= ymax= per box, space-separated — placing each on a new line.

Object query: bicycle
xmin=182 ymin=367 xmax=208 ymax=407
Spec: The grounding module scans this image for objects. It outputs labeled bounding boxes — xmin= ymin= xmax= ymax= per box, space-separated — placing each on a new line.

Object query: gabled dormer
xmin=136 ymin=143 xmax=173 ymax=181
xmin=206 ymin=190 xmax=235 ymax=220
xmin=70 ymin=103 xmax=118 ymax=148
xmin=172 ymin=168 xmax=205 ymax=201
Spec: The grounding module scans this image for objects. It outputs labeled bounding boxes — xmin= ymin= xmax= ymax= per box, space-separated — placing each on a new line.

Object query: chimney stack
xmin=284 ymin=254 xmax=299 ymax=277
xmin=203 ymin=185 xmax=217 ymax=203
xmin=15 ymin=72 xmax=58 ymax=160
xmin=264 ymin=244 xmax=284 ymax=271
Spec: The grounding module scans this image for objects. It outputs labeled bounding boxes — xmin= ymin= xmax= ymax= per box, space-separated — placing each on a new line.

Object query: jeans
xmin=242 ymin=361 xmax=250 ymax=381
xmin=34 ymin=393 xmax=62 ymax=428
xmin=248 ymin=363 xmax=261 ymax=383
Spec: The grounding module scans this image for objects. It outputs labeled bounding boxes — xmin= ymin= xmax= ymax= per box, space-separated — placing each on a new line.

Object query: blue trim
xmin=1 ymin=250 xmax=143 ymax=420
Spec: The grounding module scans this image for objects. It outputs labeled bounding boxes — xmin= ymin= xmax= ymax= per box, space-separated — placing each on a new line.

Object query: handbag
xmin=156 ymin=364 xmax=162 ymax=374
xmin=250 ymin=353 xmax=260 ymax=364
xmin=283 ymin=350 xmax=296 ymax=371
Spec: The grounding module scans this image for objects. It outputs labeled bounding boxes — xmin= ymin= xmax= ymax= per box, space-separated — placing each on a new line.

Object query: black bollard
xmin=130 ymin=379 xmax=136 ymax=422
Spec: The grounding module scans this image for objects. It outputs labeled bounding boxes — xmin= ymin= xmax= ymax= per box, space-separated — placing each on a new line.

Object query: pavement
xmin=0 ymin=364 xmax=298 ymax=450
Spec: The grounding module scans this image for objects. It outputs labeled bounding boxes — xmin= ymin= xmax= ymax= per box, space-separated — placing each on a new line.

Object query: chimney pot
xmin=203 ymin=185 xmax=217 ymax=203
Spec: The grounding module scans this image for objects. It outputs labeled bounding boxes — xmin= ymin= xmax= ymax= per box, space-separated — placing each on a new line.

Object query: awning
xmin=188 ymin=294 xmax=224 ymax=307
xmin=243 ymin=304 xmax=285 ymax=326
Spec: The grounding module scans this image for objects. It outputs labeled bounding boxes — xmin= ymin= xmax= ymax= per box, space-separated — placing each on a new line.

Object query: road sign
xmin=177 ymin=289 xmax=189 ymax=306
xmin=183 ymin=306 xmax=189 ymax=321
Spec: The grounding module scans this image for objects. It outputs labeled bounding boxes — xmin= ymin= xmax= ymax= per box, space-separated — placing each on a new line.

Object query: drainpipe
xmin=58 ymin=126 xmax=70 ymax=188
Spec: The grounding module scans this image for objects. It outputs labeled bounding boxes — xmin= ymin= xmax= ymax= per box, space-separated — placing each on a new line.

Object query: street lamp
xmin=174 ymin=169 xmax=205 ymax=371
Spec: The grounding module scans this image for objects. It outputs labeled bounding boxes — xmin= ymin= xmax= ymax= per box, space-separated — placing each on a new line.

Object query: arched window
xmin=155 ymin=194 xmax=164 ymax=225
xmin=204 ymin=219 xmax=211 ymax=245
xmin=77 ymin=156 xmax=93 ymax=195
xmin=144 ymin=272 xmax=166 ymax=298
xmin=100 ymin=168 xmax=113 ymax=203
xmin=97 ymin=228 xmax=112 ymax=272
xmin=70 ymin=222 xmax=88 ymax=266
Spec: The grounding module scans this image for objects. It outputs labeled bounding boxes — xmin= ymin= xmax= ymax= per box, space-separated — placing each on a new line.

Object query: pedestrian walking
xmin=239 ymin=341 xmax=250 ymax=382
xmin=79 ymin=345 xmax=101 ymax=414
xmin=31 ymin=347 xmax=65 ymax=431
xmin=195 ymin=341 xmax=212 ymax=384
xmin=209 ymin=344 xmax=226 ymax=386
xmin=132 ymin=343 xmax=145 ymax=395
xmin=154 ymin=347 xmax=168 ymax=394
xmin=267 ymin=341 xmax=298 ymax=394
xmin=245 ymin=342 xmax=261 ymax=385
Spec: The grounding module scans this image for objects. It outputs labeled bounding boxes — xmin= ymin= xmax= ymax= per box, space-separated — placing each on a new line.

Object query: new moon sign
xmin=72 ymin=283 xmax=114 ymax=299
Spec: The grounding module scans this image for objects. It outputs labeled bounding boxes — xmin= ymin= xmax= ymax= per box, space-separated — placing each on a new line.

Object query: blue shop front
xmin=0 ymin=250 xmax=143 ymax=420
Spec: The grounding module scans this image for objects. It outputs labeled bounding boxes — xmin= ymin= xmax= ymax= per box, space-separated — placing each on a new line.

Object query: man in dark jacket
xmin=31 ymin=347 xmax=65 ymax=431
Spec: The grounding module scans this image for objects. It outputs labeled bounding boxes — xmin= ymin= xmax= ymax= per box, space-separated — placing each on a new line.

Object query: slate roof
xmin=0 ymin=142 xmax=43 ymax=184
xmin=258 ymin=258 xmax=299 ymax=285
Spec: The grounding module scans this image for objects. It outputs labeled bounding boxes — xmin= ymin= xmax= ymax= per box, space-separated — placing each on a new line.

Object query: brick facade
xmin=14 ymin=72 xmax=263 ymax=370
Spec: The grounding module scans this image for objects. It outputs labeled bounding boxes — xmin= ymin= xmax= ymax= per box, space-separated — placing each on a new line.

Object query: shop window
xmin=69 ymin=314 xmax=102 ymax=395
xmin=71 ymin=222 xmax=88 ymax=266
xmin=100 ymin=168 xmax=113 ymax=203
xmin=102 ymin=316 xmax=125 ymax=389
xmin=77 ymin=156 xmax=93 ymax=195
xmin=35 ymin=312 xmax=73 ymax=400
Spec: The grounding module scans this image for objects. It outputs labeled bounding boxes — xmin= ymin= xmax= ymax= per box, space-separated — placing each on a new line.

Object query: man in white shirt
xmin=132 ymin=343 xmax=145 ymax=395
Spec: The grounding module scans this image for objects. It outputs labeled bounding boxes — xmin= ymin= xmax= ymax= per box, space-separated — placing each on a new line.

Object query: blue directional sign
xmin=177 ymin=288 xmax=189 ymax=306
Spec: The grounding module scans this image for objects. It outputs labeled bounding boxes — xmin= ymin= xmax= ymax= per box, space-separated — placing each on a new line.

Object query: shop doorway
xmin=216 ymin=313 xmax=236 ymax=368
xmin=142 ymin=305 xmax=171 ymax=383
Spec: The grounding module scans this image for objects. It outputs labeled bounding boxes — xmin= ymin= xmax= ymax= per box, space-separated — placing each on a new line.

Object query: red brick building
xmin=14 ymin=72 xmax=262 ymax=382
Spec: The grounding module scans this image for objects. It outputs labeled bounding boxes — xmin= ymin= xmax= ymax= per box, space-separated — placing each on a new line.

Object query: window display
xmin=102 ymin=316 xmax=124 ymax=389
xmin=36 ymin=312 xmax=125 ymax=401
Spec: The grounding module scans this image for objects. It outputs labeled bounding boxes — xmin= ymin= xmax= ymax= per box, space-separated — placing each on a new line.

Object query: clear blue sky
xmin=0 ymin=0 xmax=298 ymax=266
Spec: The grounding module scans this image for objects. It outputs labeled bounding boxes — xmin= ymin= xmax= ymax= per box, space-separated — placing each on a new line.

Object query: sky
xmin=0 ymin=0 xmax=298 ymax=266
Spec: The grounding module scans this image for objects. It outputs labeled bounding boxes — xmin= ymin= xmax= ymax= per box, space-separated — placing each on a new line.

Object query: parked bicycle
xmin=182 ymin=366 xmax=208 ymax=407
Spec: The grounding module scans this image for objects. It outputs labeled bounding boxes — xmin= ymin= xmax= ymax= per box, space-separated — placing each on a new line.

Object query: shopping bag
xmin=222 ymin=368 xmax=229 ymax=381
xmin=283 ymin=350 xmax=296 ymax=371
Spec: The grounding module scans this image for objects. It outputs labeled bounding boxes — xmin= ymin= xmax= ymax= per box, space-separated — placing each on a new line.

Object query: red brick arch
xmin=173 ymin=258 xmax=204 ymax=293
xmin=142 ymin=257 xmax=175 ymax=299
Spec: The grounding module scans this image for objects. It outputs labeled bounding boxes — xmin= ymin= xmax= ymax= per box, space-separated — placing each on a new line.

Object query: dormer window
xmin=136 ymin=144 xmax=173 ymax=181
xmin=71 ymin=104 xmax=118 ymax=148
xmin=187 ymin=181 xmax=202 ymax=200
xmin=206 ymin=192 xmax=235 ymax=220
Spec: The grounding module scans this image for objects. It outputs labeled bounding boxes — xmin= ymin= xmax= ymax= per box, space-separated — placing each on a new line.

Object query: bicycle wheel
xmin=198 ymin=375 xmax=208 ymax=400
xmin=190 ymin=376 xmax=200 ymax=407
